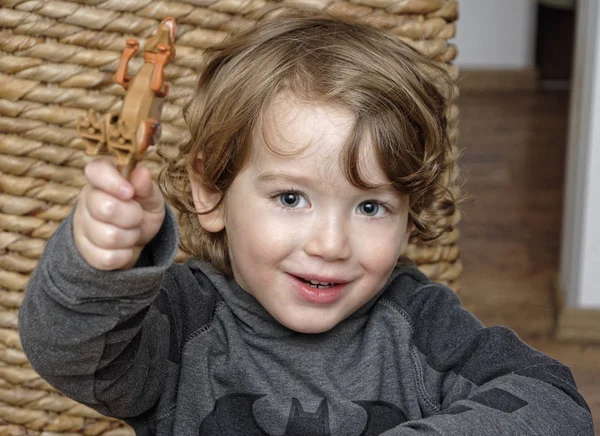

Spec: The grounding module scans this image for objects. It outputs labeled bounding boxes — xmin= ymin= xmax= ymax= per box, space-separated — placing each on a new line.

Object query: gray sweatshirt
xmin=19 ymin=209 xmax=594 ymax=435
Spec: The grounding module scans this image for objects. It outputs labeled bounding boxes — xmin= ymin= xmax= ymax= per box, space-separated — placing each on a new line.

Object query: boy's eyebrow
xmin=257 ymin=171 xmax=321 ymax=188
xmin=257 ymin=170 xmax=398 ymax=195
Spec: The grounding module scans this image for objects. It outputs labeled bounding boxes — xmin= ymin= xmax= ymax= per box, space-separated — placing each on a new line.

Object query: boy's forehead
xmin=259 ymin=94 xmax=355 ymax=154
xmin=249 ymin=98 xmax=391 ymax=189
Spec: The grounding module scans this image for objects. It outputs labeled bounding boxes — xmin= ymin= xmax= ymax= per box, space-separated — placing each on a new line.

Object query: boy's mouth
xmin=287 ymin=273 xmax=348 ymax=304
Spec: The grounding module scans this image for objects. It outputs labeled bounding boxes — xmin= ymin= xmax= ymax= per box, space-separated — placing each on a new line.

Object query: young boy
xmin=19 ymin=9 xmax=593 ymax=436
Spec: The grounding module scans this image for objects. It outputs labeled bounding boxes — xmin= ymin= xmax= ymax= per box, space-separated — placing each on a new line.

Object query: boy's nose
xmin=303 ymin=215 xmax=351 ymax=261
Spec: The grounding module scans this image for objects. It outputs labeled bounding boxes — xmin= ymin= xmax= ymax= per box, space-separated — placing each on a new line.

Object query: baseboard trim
xmin=557 ymin=307 xmax=600 ymax=342
xmin=555 ymin=280 xmax=600 ymax=342
xmin=458 ymin=68 xmax=538 ymax=91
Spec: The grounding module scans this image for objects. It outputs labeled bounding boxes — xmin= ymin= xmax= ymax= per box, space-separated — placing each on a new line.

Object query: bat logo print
xmin=198 ymin=394 xmax=408 ymax=435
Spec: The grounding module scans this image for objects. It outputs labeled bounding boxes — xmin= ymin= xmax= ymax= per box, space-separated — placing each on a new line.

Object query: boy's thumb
xmin=129 ymin=166 xmax=164 ymax=212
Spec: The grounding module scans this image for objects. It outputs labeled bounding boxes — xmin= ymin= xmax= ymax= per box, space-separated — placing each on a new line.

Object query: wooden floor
xmin=457 ymin=88 xmax=600 ymax=432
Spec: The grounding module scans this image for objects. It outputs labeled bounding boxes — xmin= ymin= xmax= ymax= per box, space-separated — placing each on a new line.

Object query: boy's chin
xmin=275 ymin=312 xmax=343 ymax=334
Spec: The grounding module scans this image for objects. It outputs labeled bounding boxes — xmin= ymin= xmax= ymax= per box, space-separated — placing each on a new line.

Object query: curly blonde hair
xmin=160 ymin=8 xmax=458 ymax=276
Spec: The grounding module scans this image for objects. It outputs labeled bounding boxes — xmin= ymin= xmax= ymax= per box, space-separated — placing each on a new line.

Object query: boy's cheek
xmin=365 ymin=245 xmax=403 ymax=274
xmin=227 ymin=213 xmax=294 ymax=267
xmin=356 ymin=221 xmax=407 ymax=254
xmin=237 ymin=215 xmax=297 ymax=252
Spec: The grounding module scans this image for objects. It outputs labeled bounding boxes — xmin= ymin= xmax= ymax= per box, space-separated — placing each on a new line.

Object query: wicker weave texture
xmin=0 ymin=0 xmax=460 ymax=434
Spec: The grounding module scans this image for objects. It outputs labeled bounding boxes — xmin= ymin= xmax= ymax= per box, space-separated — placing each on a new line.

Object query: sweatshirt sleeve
xmin=18 ymin=206 xmax=181 ymax=419
xmin=384 ymin=283 xmax=594 ymax=436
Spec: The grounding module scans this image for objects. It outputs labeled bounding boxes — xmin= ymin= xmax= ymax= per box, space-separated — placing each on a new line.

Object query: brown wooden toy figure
xmin=77 ymin=17 xmax=176 ymax=179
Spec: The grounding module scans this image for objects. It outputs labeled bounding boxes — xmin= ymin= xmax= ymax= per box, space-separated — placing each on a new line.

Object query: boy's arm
xmin=384 ymin=284 xmax=594 ymax=436
xmin=19 ymin=206 xmax=180 ymax=419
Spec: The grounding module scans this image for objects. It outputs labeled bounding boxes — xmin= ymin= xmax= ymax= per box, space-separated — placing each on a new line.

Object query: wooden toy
xmin=77 ymin=17 xmax=177 ymax=179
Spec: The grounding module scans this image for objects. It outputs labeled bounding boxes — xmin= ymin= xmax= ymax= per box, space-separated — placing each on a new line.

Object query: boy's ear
xmin=189 ymin=156 xmax=226 ymax=233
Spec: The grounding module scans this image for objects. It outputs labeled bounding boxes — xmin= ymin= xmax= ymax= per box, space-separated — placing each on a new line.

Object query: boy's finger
xmin=84 ymin=219 xmax=142 ymax=250
xmin=75 ymin=233 xmax=137 ymax=271
xmin=129 ymin=166 xmax=164 ymax=213
xmin=84 ymin=159 xmax=134 ymax=201
xmin=86 ymin=189 xmax=144 ymax=229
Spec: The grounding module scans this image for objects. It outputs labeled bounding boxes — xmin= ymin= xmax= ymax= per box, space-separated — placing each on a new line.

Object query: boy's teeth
xmin=309 ymin=280 xmax=333 ymax=286
xmin=309 ymin=283 xmax=333 ymax=289
xmin=297 ymin=277 xmax=336 ymax=288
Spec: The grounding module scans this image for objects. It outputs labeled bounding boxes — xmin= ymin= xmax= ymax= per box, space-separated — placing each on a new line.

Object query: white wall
xmin=454 ymin=0 xmax=538 ymax=69
xmin=560 ymin=0 xmax=600 ymax=308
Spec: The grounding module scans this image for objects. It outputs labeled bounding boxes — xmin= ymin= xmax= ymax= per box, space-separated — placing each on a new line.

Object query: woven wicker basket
xmin=0 ymin=0 xmax=460 ymax=433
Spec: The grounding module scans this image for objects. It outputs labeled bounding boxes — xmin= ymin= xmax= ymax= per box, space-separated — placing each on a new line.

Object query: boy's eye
xmin=357 ymin=201 xmax=383 ymax=217
xmin=278 ymin=192 xmax=308 ymax=208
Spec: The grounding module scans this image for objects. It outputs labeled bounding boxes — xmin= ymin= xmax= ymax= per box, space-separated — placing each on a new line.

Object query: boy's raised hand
xmin=73 ymin=159 xmax=166 ymax=270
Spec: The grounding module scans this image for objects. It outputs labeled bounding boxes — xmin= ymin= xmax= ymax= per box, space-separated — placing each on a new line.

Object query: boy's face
xmin=195 ymin=95 xmax=411 ymax=333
